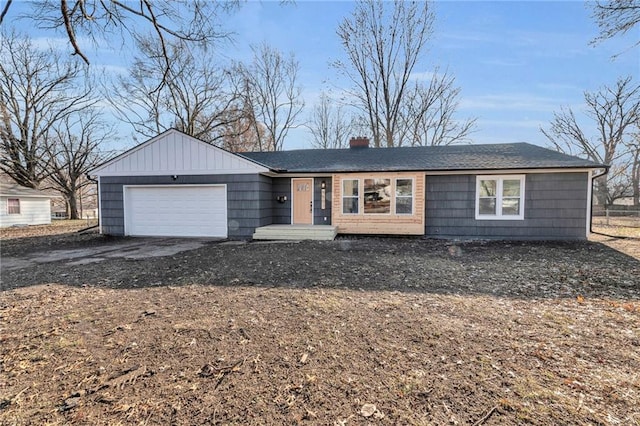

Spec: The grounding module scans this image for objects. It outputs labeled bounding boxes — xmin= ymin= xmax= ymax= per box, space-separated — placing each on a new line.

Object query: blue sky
xmin=6 ymin=1 xmax=640 ymax=151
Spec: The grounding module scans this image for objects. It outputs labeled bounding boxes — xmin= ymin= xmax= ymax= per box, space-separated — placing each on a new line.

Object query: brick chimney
xmin=349 ymin=136 xmax=369 ymax=149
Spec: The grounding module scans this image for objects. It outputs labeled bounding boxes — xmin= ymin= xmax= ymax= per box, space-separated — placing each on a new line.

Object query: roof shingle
xmin=240 ymin=142 xmax=604 ymax=173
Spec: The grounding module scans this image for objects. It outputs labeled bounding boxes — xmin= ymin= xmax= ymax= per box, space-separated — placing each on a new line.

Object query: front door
xmin=292 ymin=178 xmax=313 ymax=224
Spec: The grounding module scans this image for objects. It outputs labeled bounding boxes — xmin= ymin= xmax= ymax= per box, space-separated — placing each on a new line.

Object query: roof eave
xmin=275 ymin=164 xmax=606 ymax=174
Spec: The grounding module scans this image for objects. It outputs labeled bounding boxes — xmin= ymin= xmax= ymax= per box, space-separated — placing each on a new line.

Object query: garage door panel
xmin=124 ymin=186 xmax=227 ymax=237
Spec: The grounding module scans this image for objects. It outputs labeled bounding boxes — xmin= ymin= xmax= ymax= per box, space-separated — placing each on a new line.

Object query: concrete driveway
xmin=1 ymin=238 xmax=219 ymax=272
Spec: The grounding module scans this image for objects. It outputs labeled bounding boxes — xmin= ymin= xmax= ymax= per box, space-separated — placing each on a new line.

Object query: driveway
xmin=1 ymin=237 xmax=218 ymax=272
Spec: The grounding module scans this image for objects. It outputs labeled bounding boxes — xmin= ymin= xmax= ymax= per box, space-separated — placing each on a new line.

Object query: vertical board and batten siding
xmin=0 ymin=197 xmax=52 ymax=227
xmin=100 ymin=174 xmax=272 ymax=239
xmin=94 ymin=131 xmax=268 ymax=176
xmin=332 ymin=172 xmax=424 ymax=235
xmin=424 ymin=172 xmax=590 ymax=239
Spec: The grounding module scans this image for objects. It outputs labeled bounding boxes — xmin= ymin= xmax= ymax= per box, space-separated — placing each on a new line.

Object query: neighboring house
xmin=50 ymin=181 xmax=99 ymax=220
xmin=90 ymin=129 xmax=606 ymax=240
xmin=0 ymin=183 xmax=58 ymax=228
xmin=611 ymin=197 xmax=635 ymax=206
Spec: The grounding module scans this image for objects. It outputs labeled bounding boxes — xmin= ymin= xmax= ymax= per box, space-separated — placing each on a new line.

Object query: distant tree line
xmin=1 ymin=0 xmax=476 ymax=221
xmin=11 ymin=0 xmax=637 ymax=218
xmin=541 ymin=0 xmax=640 ymax=207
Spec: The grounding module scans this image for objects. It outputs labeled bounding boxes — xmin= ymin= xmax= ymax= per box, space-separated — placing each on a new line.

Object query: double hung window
xmin=395 ymin=179 xmax=413 ymax=214
xmin=342 ymin=179 xmax=359 ymax=214
xmin=476 ymin=175 xmax=525 ymax=220
xmin=7 ymin=198 xmax=20 ymax=215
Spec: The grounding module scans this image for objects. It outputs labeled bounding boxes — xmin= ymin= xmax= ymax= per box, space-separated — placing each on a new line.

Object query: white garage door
xmin=124 ymin=185 xmax=227 ymax=237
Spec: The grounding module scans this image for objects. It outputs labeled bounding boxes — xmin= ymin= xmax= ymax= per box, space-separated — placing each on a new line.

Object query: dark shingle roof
xmin=239 ymin=143 xmax=604 ymax=173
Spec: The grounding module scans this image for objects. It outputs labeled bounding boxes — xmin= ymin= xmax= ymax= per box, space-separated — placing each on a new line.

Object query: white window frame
xmin=475 ymin=175 xmax=525 ymax=220
xmin=394 ymin=178 xmax=414 ymax=215
xmin=342 ymin=179 xmax=360 ymax=215
xmin=7 ymin=198 xmax=20 ymax=215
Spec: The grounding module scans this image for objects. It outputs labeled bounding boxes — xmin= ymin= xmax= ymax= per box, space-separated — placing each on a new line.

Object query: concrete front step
xmin=252 ymin=225 xmax=337 ymax=241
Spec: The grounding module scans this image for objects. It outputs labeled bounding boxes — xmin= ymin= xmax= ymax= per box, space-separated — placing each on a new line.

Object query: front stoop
xmin=252 ymin=225 xmax=337 ymax=241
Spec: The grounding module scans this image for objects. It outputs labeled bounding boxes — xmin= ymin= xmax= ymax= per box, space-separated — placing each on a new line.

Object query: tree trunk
xmin=67 ymin=191 xmax=79 ymax=220
xmin=385 ymin=127 xmax=394 ymax=148
xmin=633 ymin=150 xmax=640 ymax=206
xmin=595 ymin=175 xmax=609 ymax=206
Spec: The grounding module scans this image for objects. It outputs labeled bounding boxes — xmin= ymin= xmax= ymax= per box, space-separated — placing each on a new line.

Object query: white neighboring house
xmin=0 ymin=183 xmax=58 ymax=228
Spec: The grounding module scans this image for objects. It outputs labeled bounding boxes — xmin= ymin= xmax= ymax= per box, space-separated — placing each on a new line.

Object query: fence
xmin=591 ymin=206 xmax=640 ymax=237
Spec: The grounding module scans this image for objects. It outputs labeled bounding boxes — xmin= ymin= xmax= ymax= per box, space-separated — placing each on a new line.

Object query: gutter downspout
xmin=589 ymin=167 xmax=609 ymax=234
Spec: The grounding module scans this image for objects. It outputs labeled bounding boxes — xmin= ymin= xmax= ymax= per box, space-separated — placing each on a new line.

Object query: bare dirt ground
xmin=1 ymin=224 xmax=639 ymax=425
xmin=592 ymin=216 xmax=640 ymax=237
xmin=591 ymin=217 xmax=640 ymax=260
xmin=0 ymin=220 xmax=98 ymax=240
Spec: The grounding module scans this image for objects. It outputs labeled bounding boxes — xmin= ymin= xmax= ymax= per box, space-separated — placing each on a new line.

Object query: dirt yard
xmin=0 ymin=219 xmax=98 ymax=240
xmin=1 ymin=225 xmax=639 ymax=425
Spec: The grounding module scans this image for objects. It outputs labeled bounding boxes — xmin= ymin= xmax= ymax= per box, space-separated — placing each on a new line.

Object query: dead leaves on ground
xmin=1 ymin=282 xmax=639 ymax=425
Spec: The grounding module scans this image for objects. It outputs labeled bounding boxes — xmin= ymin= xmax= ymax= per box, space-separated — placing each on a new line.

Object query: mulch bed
xmin=1 ymin=231 xmax=639 ymax=425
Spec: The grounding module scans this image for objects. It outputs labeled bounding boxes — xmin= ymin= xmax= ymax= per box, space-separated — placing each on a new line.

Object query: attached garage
xmin=91 ymin=130 xmax=271 ymax=239
xmin=124 ymin=185 xmax=227 ymax=237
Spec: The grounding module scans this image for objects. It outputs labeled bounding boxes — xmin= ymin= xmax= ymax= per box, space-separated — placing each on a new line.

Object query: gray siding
xmin=271 ymin=177 xmax=291 ymax=224
xmin=270 ymin=177 xmax=332 ymax=225
xmin=425 ymin=172 xmax=589 ymax=240
xmin=314 ymin=177 xmax=332 ymax=225
xmin=100 ymin=174 xmax=272 ymax=239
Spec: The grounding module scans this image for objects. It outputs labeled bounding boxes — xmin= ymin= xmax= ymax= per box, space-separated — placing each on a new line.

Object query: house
xmin=89 ymin=129 xmax=606 ymax=240
xmin=0 ymin=183 xmax=58 ymax=228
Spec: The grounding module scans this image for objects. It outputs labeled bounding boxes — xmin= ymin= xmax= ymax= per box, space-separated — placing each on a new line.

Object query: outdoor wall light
xmin=276 ymin=195 xmax=288 ymax=203
xmin=171 ymin=175 xmax=178 ymax=181
xmin=320 ymin=181 xmax=327 ymax=209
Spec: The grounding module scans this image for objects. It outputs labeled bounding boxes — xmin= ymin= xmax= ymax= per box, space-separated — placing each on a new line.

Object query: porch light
xmin=321 ymin=181 xmax=326 ymax=189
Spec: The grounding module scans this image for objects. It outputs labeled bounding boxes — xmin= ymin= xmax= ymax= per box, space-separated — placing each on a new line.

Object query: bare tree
xmin=0 ymin=31 xmax=93 ymax=188
xmin=541 ymin=76 xmax=640 ymax=205
xmin=110 ymin=37 xmax=246 ymax=145
xmin=45 ymin=110 xmax=113 ymax=219
xmin=1 ymin=0 xmax=239 ymax=88
xmin=309 ymin=92 xmax=356 ymax=149
xmin=217 ymin=108 xmax=272 ymax=152
xmin=334 ymin=0 xmax=434 ymax=147
xmin=238 ymin=43 xmax=304 ymax=151
xmin=626 ymin=133 xmax=640 ymax=205
xmin=591 ymin=0 xmax=640 ymax=48
xmin=405 ymin=70 xmax=476 ymax=146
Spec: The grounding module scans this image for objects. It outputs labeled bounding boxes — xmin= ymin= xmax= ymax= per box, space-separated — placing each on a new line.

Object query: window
xmin=364 ymin=178 xmax=391 ymax=214
xmin=476 ymin=175 xmax=525 ymax=220
xmin=342 ymin=179 xmax=359 ymax=214
xmin=395 ymin=178 xmax=413 ymax=214
xmin=7 ymin=198 xmax=20 ymax=215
